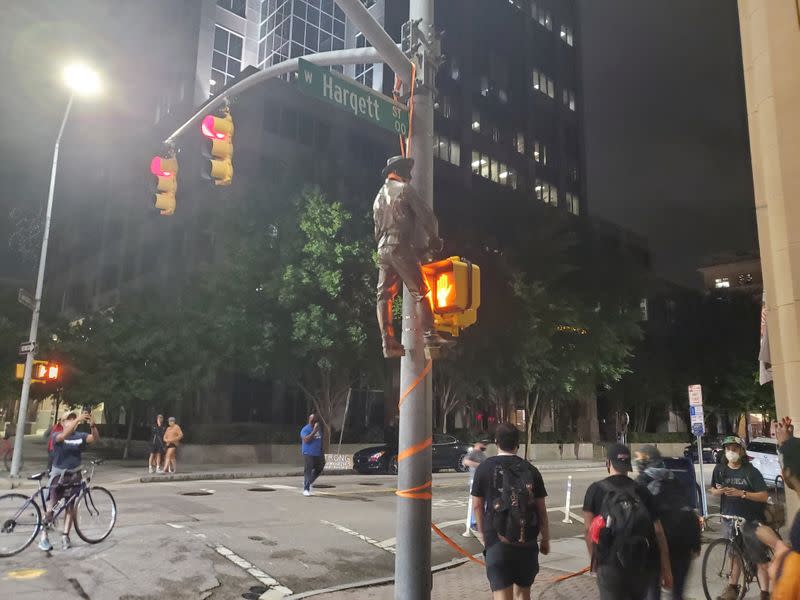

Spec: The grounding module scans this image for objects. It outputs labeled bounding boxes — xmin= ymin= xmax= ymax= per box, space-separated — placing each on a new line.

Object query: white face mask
xmin=726 ymin=450 xmax=741 ymax=464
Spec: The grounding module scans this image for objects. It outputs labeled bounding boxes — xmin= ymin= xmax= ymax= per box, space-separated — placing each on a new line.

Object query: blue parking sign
xmin=692 ymin=422 xmax=705 ymax=437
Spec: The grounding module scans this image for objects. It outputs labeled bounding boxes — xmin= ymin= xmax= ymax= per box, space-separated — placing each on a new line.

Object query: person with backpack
xmin=635 ymin=445 xmax=701 ymax=600
xmin=583 ymin=443 xmax=673 ymax=600
xmin=709 ymin=435 xmax=770 ymax=600
xmin=471 ymin=423 xmax=549 ymax=600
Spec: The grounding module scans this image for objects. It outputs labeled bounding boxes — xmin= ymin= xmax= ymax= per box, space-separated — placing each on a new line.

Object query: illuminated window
xmin=433 ymin=135 xmax=461 ymax=166
xmin=480 ymin=75 xmax=490 ymax=97
xmin=560 ymin=25 xmax=574 ymax=46
xmin=536 ymin=179 xmax=558 ymax=206
xmin=471 ymin=111 xmax=481 ymax=133
xmin=715 ymin=277 xmax=731 ymax=289
xmin=566 ymin=192 xmax=580 ymax=215
xmin=532 ymin=140 xmax=548 ymax=165
xmin=563 ymin=88 xmax=576 ymax=111
xmin=515 ymin=132 xmax=525 ymax=154
xmin=531 ymin=2 xmax=553 ymax=30
xmin=532 ymin=69 xmax=554 ymax=98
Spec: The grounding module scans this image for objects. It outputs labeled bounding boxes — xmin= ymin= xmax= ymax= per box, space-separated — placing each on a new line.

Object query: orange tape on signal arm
xmin=397 ymin=436 xmax=432 ymax=462
xmin=431 ymin=523 xmax=485 ymax=566
xmin=396 ymin=479 xmax=432 ymax=500
xmin=398 ymin=359 xmax=432 ymax=408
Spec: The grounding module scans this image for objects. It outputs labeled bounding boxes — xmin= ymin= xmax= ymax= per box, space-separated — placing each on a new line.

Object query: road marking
xmin=164 ymin=523 xmax=292 ymax=597
xmin=267 ymin=484 xmax=297 ymax=490
xmin=321 ymin=519 xmax=396 ymax=554
xmin=567 ymin=512 xmax=585 ymax=524
xmin=546 ymin=504 xmax=583 ymax=513
xmin=5 ymin=568 xmax=47 ymax=580
xmin=378 ymin=518 xmax=466 ymax=549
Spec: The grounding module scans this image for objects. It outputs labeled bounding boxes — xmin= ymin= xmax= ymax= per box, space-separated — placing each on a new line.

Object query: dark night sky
xmin=578 ymin=0 xmax=758 ymax=287
xmin=0 ymin=1 xmax=759 ymax=289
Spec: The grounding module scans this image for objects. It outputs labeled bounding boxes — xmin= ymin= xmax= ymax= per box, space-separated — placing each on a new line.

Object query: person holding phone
xmin=39 ymin=410 xmax=99 ymax=552
xmin=300 ymin=413 xmax=324 ymax=496
xmin=162 ymin=417 xmax=184 ymax=474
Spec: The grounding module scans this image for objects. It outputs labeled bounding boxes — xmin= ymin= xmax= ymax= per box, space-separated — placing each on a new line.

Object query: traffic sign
xmin=690 ymin=402 xmax=705 ymax=436
xmin=688 ymin=384 xmax=703 ymax=406
xmin=296 ymin=58 xmax=409 ymax=136
xmin=18 ymin=341 xmax=36 ymax=355
xmin=692 ymin=422 xmax=705 ymax=437
xmin=17 ymin=288 xmax=34 ymax=311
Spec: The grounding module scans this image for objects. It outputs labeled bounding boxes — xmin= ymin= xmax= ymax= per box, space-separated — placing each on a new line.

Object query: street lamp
xmin=9 ymin=62 xmax=102 ymax=478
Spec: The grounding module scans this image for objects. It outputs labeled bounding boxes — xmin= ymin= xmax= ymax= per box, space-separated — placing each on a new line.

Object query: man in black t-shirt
xmin=582 ymin=443 xmax=672 ymax=600
xmin=471 ymin=423 xmax=548 ymax=600
xmin=710 ymin=435 xmax=770 ymax=600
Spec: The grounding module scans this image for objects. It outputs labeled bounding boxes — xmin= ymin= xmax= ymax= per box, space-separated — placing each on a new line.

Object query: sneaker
xmin=716 ymin=584 xmax=740 ymax=600
xmin=61 ymin=535 xmax=71 ymax=551
xmin=148 ymin=466 xmax=154 ymax=474
xmin=156 ymin=468 xmax=163 ymax=474
xmin=302 ymin=490 xmax=311 ymax=496
xmin=38 ymin=535 xmax=52 ymax=552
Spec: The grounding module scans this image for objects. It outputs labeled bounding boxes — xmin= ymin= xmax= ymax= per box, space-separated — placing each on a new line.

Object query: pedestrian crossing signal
xmin=422 ymin=257 xmax=480 ymax=336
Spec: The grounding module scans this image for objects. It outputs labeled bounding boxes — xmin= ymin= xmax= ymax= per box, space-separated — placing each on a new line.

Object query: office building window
xmin=531 ymin=2 xmax=553 ymax=30
xmin=437 ymin=95 xmax=456 ymax=119
xmin=566 ymin=192 xmax=580 ymax=215
xmin=354 ymin=33 xmax=374 ymax=88
xmin=218 ymin=0 xmax=246 ymax=17
xmin=560 ymin=24 xmax=574 ymax=46
xmin=449 ymin=57 xmax=460 ymax=80
xmin=515 ymin=132 xmax=525 ymax=154
xmin=433 ymin=135 xmax=461 ymax=166
xmin=532 ymin=140 xmax=548 ymax=165
xmin=535 ymin=179 xmax=558 ymax=205
xmin=532 ymin=69 xmax=554 ymax=98
xmin=563 ymin=88 xmax=576 ymax=111
xmin=360 ymin=0 xmax=376 ymax=7
xmin=479 ymin=75 xmax=490 ymax=97
xmin=260 ymin=0 xmax=345 ymax=67
xmin=472 ymin=151 xmax=517 ymax=189
xmin=471 ymin=111 xmax=481 ymax=132
xmin=639 ymin=298 xmax=649 ymax=321
xmin=715 ymin=277 xmax=730 ymax=289
xmin=567 ymin=162 xmax=579 ymax=183
xmin=490 ymin=126 xmax=501 ymax=143
xmin=211 ymin=25 xmax=243 ymax=95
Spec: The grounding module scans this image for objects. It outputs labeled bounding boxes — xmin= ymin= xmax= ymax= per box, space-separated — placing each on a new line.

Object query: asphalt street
xmin=0 ymin=466 xmax=604 ymax=599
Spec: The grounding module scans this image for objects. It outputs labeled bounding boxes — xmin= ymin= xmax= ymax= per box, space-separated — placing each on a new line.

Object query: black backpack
xmin=490 ymin=461 xmax=539 ymax=546
xmin=595 ymin=479 xmax=655 ymax=569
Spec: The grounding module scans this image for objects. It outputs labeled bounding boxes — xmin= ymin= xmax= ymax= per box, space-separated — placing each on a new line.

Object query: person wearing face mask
xmin=709 ymin=435 xmax=770 ymax=600
xmin=635 ymin=446 xmax=701 ymax=600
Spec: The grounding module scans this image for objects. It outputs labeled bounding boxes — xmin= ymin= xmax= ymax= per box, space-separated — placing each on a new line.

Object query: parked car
xmin=353 ymin=434 xmax=472 ymax=475
xmin=747 ymin=437 xmax=783 ymax=488
xmin=684 ymin=435 xmax=723 ymax=464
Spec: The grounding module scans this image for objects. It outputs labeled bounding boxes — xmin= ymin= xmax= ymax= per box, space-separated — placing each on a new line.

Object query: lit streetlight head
xmin=63 ymin=63 xmax=101 ymax=97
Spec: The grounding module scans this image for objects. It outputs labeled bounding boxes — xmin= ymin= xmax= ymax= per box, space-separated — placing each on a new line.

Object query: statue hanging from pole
xmin=373 ymin=156 xmax=453 ymax=358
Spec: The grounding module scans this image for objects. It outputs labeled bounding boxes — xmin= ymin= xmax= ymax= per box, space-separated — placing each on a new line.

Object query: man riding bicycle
xmin=709 ymin=435 xmax=770 ymax=600
xmin=39 ymin=410 xmax=99 ymax=552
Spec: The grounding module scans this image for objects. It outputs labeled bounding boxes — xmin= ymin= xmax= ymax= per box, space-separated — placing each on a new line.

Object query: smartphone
xmin=715 ymin=483 xmax=723 ymax=489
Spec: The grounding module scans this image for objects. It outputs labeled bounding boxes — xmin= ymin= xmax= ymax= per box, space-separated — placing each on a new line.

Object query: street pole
xmin=395 ymin=0 xmax=436 ymax=598
xmin=10 ymin=94 xmax=74 ymax=478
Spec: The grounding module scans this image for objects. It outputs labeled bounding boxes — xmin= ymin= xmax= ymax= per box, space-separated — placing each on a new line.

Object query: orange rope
xmin=431 ymin=524 xmax=485 ymax=566
xmin=396 ymin=479 xmax=432 ymax=500
xmin=397 ymin=436 xmax=432 ymax=462
xmin=405 ymin=62 xmax=417 ymax=156
xmin=398 ymin=359 xmax=432 ymax=408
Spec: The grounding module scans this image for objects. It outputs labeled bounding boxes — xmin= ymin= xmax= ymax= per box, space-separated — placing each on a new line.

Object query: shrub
xmin=627 ymin=431 xmax=691 ymax=444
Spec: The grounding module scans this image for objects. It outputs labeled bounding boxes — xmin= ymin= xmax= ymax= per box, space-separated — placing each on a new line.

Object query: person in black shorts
xmin=471 ymin=423 xmax=549 ymax=600
xmin=148 ymin=414 xmax=166 ymax=474
xmin=583 ymin=443 xmax=672 ymax=600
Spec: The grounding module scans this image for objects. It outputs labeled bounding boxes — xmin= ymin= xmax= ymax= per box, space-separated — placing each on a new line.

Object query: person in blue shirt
xmin=300 ymin=413 xmax=324 ymax=496
xmin=39 ymin=410 xmax=99 ymax=552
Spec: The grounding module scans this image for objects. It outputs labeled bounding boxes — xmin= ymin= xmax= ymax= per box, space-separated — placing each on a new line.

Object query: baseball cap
xmin=722 ymin=435 xmax=746 ymax=449
xmin=607 ymin=443 xmax=632 ymax=472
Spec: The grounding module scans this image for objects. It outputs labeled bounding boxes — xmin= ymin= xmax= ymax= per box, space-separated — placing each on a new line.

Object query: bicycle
xmin=0 ymin=459 xmax=116 ymax=557
xmin=701 ymin=513 xmax=771 ymax=600
xmin=0 ymin=436 xmax=23 ymax=472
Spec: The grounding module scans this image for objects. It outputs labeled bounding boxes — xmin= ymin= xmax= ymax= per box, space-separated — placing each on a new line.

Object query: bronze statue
xmin=374 ymin=156 xmax=452 ymax=358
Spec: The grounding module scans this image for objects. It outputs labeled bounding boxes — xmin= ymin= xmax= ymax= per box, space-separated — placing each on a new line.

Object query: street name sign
xmin=18 ymin=288 xmax=35 ymax=311
xmin=18 ymin=341 xmax=36 ymax=355
xmin=688 ymin=384 xmax=703 ymax=406
xmin=296 ymin=58 xmax=409 ymax=135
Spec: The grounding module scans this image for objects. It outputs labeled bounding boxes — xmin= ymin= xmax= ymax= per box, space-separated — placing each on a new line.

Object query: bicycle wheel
xmin=73 ymin=486 xmax=116 ymax=544
xmin=0 ymin=493 xmax=41 ymax=557
xmin=702 ymin=537 xmax=747 ymax=600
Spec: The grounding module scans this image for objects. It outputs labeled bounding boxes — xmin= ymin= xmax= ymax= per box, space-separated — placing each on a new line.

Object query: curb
xmin=282 ymin=555 xmax=473 ymax=599
xmin=139 ymin=469 xmax=359 ymax=484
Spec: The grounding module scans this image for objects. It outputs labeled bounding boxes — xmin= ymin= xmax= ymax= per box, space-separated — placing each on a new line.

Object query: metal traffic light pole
xmin=10 ymin=94 xmax=74 ymax=478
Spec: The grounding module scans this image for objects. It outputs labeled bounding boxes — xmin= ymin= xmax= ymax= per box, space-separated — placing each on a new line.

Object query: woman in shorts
xmin=148 ymin=414 xmax=166 ymax=474
xmin=162 ymin=417 xmax=184 ymax=474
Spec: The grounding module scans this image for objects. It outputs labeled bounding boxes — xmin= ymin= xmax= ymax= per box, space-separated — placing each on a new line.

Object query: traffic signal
xmin=16 ymin=360 xmax=60 ymax=383
xmin=421 ymin=257 xmax=481 ymax=336
xmin=200 ymin=108 xmax=234 ymax=186
xmin=150 ymin=155 xmax=178 ymax=216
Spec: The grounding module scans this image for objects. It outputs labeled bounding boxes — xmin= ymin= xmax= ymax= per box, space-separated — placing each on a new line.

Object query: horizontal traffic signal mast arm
xmin=163 ymin=46 xmax=402 ymax=145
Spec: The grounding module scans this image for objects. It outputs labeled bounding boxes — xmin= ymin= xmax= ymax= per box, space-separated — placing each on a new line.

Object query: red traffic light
xmin=201 ymin=115 xmax=231 ymax=140
xmin=150 ymin=156 xmax=175 ymax=177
